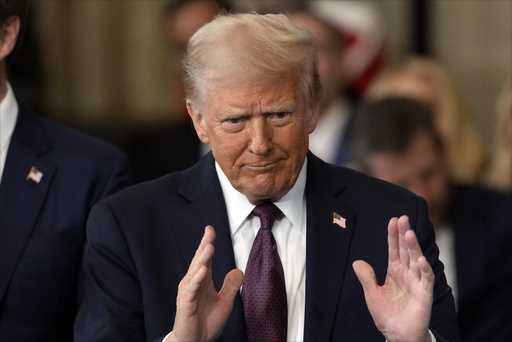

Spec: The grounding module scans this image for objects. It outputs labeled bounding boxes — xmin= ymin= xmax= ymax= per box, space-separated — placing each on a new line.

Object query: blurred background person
xmin=164 ymin=0 xmax=232 ymax=116
xmin=351 ymin=96 xmax=512 ymax=341
xmin=308 ymin=0 xmax=386 ymax=102
xmin=0 ymin=1 xmax=130 ymax=340
xmin=486 ymin=79 xmax=512 ymax=192
xmin=272 ymin=0 xmax=386 ymax=167
xmin=367 ymin=57 xmax=487 ymax=184
xmin=126 ymin=0 xmax=231 ymax=183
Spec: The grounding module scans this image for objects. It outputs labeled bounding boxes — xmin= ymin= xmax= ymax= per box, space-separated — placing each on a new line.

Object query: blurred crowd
xmin=3 ymin=0 xmax=512 ymax=340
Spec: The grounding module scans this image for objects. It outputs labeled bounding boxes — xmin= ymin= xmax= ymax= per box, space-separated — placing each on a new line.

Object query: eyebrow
xmin=224 ymin=101 xmax=297 ymax=115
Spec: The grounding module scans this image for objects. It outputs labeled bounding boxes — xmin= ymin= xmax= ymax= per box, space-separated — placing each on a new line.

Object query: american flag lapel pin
xmin=26 ymin=166 xmax=44 ymax=184
xmin=332 ymin=211 xmax=346 ymax=229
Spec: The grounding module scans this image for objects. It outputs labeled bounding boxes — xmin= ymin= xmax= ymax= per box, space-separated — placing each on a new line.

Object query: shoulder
xmin=97 ymin=159 xmax=198 ymax=213
xmin=449 ymin=183 xmax=512 ymax=224
xmin=37 ymin=116 xmax=126 ymax=163
xmin=17 ymin=113 xmax=131 ymax=197
xmin=311 ymin=156 xmax=420 ymax=205
xmin=451 ymin=183 xmax=511 ymax=206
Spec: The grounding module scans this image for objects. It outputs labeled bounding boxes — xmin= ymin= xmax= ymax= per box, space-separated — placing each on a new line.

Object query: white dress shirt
xmin=0 ymin=83 xmax=18 ymax=183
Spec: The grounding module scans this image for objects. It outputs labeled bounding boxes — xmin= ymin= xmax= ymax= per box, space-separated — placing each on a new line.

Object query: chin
xmin=241 ymin=184 xmax=279 ymax=202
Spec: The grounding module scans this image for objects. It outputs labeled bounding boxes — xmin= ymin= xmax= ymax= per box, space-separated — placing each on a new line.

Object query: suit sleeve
xmin=74 ymin=202 xmax=146 ymax=341
xmin=413 ymin=197 xmax=461 ymax=342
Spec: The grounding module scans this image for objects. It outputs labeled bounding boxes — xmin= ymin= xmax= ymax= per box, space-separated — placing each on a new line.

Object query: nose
xmin=248 ymin=116 xmax=273 ymax=155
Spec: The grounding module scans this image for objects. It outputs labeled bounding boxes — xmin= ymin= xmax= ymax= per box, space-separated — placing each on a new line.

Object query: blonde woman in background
xmin=367 ymin=57 xmax=486 ymax=184
xmin=486 ymin=79 xmax=512 ymax=191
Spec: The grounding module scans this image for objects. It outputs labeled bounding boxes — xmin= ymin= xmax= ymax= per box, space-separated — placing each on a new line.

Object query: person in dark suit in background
xmin=75 ymin=13 xmax=459 ymax=342
xmin=351 ymin=96 xmax=512 ymax=341
xmin=0 ymin=1 xmax=130 ymax=340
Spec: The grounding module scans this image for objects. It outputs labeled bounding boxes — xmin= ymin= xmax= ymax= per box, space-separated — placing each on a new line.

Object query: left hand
xmin=353 ymin=215 xmax=434 ymax=342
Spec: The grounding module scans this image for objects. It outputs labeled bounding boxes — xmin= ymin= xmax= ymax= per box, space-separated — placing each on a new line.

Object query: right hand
xmin=169 ymin=226 xmax=244 ymax=342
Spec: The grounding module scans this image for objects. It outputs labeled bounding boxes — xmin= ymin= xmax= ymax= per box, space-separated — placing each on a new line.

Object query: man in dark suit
xmin=351 ymin=96 xmax=512 ymax=341
xmin=75 ymin=13 xmax=459 ymax=342
xmin=0 ymin=2 xmax=130 ymax=340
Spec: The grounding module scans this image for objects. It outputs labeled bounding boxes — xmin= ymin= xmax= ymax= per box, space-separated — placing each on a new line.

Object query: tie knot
xmin=252 ymin=201 xmax=283 ymax=230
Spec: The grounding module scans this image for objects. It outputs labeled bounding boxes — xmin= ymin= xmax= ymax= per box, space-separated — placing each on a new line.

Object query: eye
xmin=266 ymin=112 xmax=292 ymax=125
xmin=221 ymin=115 xmax=248 ymax=132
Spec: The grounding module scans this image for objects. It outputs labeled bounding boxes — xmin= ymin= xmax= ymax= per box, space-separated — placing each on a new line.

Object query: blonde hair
xmin=486 ymin=79 xmax=512 ymax=191
xmin=183 ymin=13 xmax=321 ymax=109
xmin=368 ymin=57 xmax=486 ymax=183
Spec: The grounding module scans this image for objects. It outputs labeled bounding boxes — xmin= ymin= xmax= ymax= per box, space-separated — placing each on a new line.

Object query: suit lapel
xmin=304 ymin=154 xmax=357 ymax=342
xmin=176 ymin=154 xmax=247 ymax=342
xmin=0 ymin=110 xmax=56 ymax=304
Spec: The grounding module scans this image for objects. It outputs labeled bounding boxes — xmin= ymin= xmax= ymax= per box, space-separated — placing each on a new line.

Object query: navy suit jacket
xmin=0 ymin=107 xmax=130 ymax=341
xmin=446 ymin=185 xmax=512 ymax=341
xmin=75 ymin=153 xmax=459 ymax=341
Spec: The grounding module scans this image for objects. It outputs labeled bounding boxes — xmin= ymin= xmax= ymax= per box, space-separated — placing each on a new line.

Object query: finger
xmin=398 ymin=215 xmax=411 ymax=268
xmin=186 ymin=226 xmax=216 ymax=277
xmin=418 ymin=256 xmax=435 ymax=289
xmin=387 ymin=217 xmax=399 ymax=265
xmin=219 ymin=269 xmax=244 ymax=303
xmin=353 ymin=260 xmax=378 ymax=300
xmin=190 ymin=265 xmax=209 ymax=292
xmin=405 ymin=229 xmax=423 ymax=261
xmin=185 ymin=237 xmax=216 ymax=284
xmin=405 ymin=229 xmax=423 ymax=279
xmin=194 ymin=226 xmax=216 ymax=259
xmin=180 ymin=242 xmax=215 ymax=298
xmin=179 ymin=264 xmax=209 ymax=304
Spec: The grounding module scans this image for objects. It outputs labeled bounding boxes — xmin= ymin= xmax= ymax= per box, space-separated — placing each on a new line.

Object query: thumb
xmin=353 ymin=260 xmax=378 ymax=297
xmin=219 ymin=269 xmax=244 ymax=303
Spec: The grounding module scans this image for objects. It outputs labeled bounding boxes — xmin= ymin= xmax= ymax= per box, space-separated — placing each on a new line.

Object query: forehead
xmin=202 ymin=75 xmax=302 ymax=114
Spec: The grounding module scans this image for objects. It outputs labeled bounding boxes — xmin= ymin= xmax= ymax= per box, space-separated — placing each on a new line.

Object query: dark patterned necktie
xmin=242 ymin=201 xmax=287 ymax=342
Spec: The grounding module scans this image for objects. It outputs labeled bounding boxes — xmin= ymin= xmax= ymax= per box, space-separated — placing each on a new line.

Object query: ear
xmin=186 ymin=99 xmax=210 ymax=144
xmin=306 ymin=103 xmax=321 ymax=134
xmin=0 ymin=17 xmax=20 ymax=61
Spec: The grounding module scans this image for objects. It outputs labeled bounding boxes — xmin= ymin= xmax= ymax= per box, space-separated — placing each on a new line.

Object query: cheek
xmin=211 ymin=133 xmax=247 ymax=170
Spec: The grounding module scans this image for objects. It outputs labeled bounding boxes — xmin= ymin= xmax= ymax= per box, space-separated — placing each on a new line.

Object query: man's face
xmin=365 ymin=132 xmax=449 ymax=225
xmin=188 ymin=77 xmax=318 ymax=203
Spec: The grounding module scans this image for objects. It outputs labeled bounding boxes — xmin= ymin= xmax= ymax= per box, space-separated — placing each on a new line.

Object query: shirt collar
xmin=215 ymin=157 xmax=307 ymax=236
xmin=0 ymin=83 xmax=19 ymax=151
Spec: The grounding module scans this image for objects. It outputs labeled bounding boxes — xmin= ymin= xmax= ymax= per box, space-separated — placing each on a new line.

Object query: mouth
xmin=243 ymin=160 xmax=281 ymax=172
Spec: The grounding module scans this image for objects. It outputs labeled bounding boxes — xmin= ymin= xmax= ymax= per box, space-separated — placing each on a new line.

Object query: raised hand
xmin=169 ymin=226 xmax=244 ymax=342
xmin=353 ymin=216 xmax=434 ymax=342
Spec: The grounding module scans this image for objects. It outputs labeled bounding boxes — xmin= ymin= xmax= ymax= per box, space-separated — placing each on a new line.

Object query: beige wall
xmin=36 ymin=0 xmax=171 ymax=123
